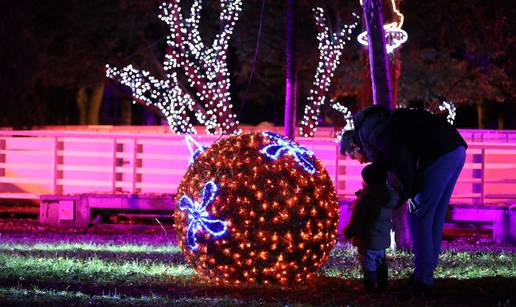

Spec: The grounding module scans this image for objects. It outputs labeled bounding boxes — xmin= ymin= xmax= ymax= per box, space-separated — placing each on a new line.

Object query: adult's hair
xmin=339 ymin=130 xmax=357 ymax=155
xmin=340 ymin=105 xmax=390 ymax=156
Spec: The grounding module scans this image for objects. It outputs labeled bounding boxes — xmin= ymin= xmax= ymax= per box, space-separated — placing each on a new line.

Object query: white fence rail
xmin=1 ymin=128 xmax=516 ymax=204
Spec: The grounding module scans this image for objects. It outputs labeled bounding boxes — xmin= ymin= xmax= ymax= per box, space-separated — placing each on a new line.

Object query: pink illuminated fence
xmin=1 ymin=128 xmax=516 ymax=204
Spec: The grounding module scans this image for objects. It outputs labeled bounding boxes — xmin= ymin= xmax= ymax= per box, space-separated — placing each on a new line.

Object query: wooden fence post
xmin=472 ymin=150 xmax=484 ymax=204
xmin=0 ymin=138 xmax=5 ymax=177
xmin=51 ymin=137 xmax=59 ymax=194
xmin=112 ymin=138 xmax=117 ymax=193
xmin=480 ymin=148 xmax=486 ymax=204
xmin=131 ymin=139 xmax=138 ymax=194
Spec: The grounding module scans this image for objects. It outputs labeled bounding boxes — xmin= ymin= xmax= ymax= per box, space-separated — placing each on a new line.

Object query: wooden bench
xmin=338 ymin=201 xmax=515 ymax=244
xmin=40 ymin=193 xmax=515 ymax=244
xmin=447 ymin=203 xmax=514 ymax=244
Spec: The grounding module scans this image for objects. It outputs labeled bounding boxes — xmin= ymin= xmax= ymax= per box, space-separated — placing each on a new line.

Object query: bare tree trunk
xmin=362 ymin=0 xmax=393 ymax=109
xmin=360 ymin=50 xmax=373 ymax=109
xmin=76 ymin=86 xmax=88 ymax=125
xmin=120 ymin=98 xmax=132 ymax=125
xmin=284 ymin=0 xmax=297 ymax=140
xmin=498 ymin=106 xmax=505 ymax=130
xmin=76 ymin=82 xmax=105 ymax=125
xmin=391 ymin=51 xmax=401 ymax=107
xmin=87 ymin=82 xmax=105 ymax=125
xmin=476 ymin=100 xmax=486 ymax=129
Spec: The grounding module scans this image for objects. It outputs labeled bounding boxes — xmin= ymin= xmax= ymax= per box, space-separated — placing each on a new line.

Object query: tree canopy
xmin=0 ymin=0 xmax=514 ymax=128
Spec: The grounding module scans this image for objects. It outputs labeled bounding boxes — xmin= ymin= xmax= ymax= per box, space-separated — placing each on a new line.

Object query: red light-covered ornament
xmin=174 ymin=131 xmax=339 ymax=286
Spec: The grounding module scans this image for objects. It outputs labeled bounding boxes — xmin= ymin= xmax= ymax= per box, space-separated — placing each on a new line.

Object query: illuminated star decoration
xmin=357 ymin=0 xmax=408 ymax=53
xmin=178 ymin=181 xmax=228 ymax=251
xmin=260 ymin=132 xmax=316 ymax=174
xmin=185 ymin=135 xmax=209 ymax=166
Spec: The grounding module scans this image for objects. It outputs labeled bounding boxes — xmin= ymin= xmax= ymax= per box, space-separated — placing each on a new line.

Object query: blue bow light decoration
xmin=260 ymin=131 xmax=316 ymax=174
xmin=178 ymin=181 xmax=228 ymax=251
xmin=189 ymin=145 xmax=208 ymax=166
xmin=185 ymin=135 xmax=209 ymax=166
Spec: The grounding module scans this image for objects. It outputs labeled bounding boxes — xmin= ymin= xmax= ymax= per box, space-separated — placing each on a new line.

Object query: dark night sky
xmin=0 ymin=0 xmax=514 ymax=129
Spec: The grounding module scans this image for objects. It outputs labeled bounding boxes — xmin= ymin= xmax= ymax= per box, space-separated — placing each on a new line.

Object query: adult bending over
xmin=339 ymin=105 xmax=467 ymax=294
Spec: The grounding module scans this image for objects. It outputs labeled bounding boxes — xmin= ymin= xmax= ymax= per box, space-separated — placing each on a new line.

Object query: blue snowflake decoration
xmin=260 ymin=131 xmax=316 ymax=174
xmin=178 ymin=181 xmax=228 ymax=251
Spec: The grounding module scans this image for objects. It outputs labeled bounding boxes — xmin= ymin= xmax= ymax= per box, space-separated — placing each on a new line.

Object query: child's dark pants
xmin=358 ymin=248 xmax=388 ymax=290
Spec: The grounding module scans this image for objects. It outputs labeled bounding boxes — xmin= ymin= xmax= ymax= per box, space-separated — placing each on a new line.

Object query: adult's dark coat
xmin=353 ymin=106 xmax=467 ymax=200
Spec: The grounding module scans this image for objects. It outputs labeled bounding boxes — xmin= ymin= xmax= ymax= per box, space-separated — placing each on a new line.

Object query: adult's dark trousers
xmin=408 ymin=146 xmax=466 ymax=286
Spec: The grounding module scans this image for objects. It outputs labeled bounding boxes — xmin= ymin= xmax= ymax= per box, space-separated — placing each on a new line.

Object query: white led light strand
xmin=439 ymin=100 xmax=456 ymax=125
xmin=331 ymin=101 xmax=354 ymax=131
xmin=299 ymin=9 xmax=360 ymax=137
xmin=397 ymin=100 xmax=457 ymax=125
xmin=161 ymin=0 xmax=242 ymax=135
xmin=106 ymin=64 xmax=197 ymax=134
xmin=106 ymin=0 xmax=242 ymax=135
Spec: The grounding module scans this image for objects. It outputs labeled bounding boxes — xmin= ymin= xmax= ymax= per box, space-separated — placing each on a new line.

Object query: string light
xmin=330 ymin=100 xmax=354 ymax=131
xmin=106 ymin=0 xmax=242 ymax=135
xmin=397 ymin=100 xmax=457 ymax=125
xmin=439 ymin=100 xmax=457 ymax=125
xmin=299 ymin=9 xmax=360 ymax=137
xmin=357 ymin=0 xmax=408 ymax=54
xmin=106 ymin=65 xmax=197 ymax=134
xmin=175 ymin=132 xmax=339 ymax=286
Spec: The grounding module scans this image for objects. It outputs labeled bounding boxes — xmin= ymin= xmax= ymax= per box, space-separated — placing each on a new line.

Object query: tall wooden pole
xmin=284 ymin=0 xmax=297 ymax=139
xmin=391 ymin=51 xmax=400 ymax=107
xmin=360 ymin=50 xmax=373 ymax=109
xmin=362 ymin=0 xmax=393 ymax=109
xmin=363 ymin=0 xmax=412 ymax=249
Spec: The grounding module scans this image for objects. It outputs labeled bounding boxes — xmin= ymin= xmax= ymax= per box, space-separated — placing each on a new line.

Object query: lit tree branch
xmin=161 ymin=0 xmax=242 ymax=134
xmin=299 ymin=8 xmax=359 ymax=137
xmin=107 ymin=0 xmax=242 ymax=135
xmin=106 ymin=64 xmax=197 ymax=134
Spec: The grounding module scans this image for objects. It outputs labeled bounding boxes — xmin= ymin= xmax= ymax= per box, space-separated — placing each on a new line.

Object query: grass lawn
xmin=0 ymin=221 xmax=514 ymax=306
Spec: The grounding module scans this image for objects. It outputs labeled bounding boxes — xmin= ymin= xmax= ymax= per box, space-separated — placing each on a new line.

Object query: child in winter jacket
xmin=344 ymin=162 xmax=399 ymax=291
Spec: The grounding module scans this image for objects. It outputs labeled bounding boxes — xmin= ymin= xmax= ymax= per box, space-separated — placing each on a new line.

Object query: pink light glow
xmin=0 ymin=127 xmax=515 ymax=205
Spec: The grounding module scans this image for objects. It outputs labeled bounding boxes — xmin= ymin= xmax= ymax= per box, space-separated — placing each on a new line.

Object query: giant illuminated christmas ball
xmin=174 ymin=131 xmax=339 ymax=286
